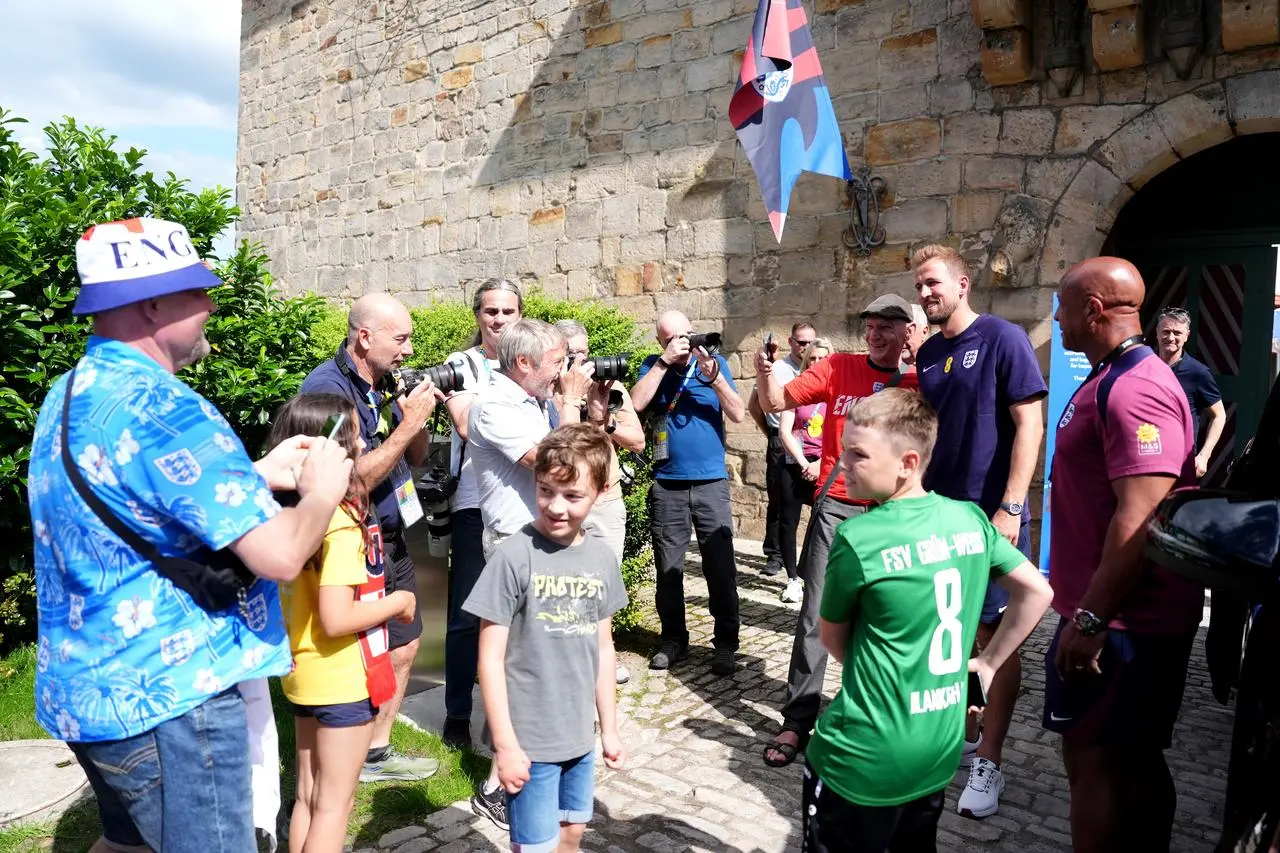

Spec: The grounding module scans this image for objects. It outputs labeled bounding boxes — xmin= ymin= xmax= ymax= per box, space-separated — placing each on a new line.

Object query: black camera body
xmin=416 ymin=465 xmax=458 ymax=504
xmin=569 ymin=352 xmax=631 ymax=383
xmin=398 ymin=363 xmax=464 ymax=396
xmin=686 ymin=332 xmax=722 ymax=354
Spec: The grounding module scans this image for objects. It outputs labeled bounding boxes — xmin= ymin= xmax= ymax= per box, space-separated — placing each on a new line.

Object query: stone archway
xmin=1032 ymin=68 xmax=1280 ymax=287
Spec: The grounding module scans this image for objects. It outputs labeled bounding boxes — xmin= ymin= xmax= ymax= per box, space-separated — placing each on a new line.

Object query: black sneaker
xmin=649 ymin=641 xmax=688 ymax=670
xmin=442 ymin=718 xmax=471 ymax=749
xmin=711 ymin=649 xmax=736 ymax=676
xmin=471 ymin=786 xmax=509 ymax=831
xmin=761 ymin=558 xmax=784 ymax=577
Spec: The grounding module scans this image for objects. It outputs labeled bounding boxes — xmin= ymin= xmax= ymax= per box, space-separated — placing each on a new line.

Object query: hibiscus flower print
xmin=254 ymin=488 xmax=281 ymax=518
xmin=33 ymin=520 xmax=51 ymax=546
xmin=115 ymin=429 xmax=141 ymax=465
xmin=78 ymin=445 xmax=118 ymax=487
xmin=214 ymin=481 xmax=247 ymax=508
xmin=212 ymin=433 xmax=238 ymax=454
xmin=193 ymin=669 xmax=224 ymax=694
xmin=111 ymin=598 xmax=157 ymax=639
xmin=55 ymin=708 xmax=81 ymax=740
xmin=71 ymin=365 xmax=97 ymax=396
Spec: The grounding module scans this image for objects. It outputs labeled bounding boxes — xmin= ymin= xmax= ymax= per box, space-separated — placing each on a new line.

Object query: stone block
xmin=1038 ymin=213 xmax=1104 ymax=283
xmin=998 ymin=108 xmax=1057 ymax=155
xmin=893 ymin=158 xmax=963 ymax=196
xmin=441 ymin=67 xmax=472 ymax=90
xmin=938 ymin=14 xmax=983 ymax=77
xmin=964 ymin=156 xmax=1025 ymax=190
xmin=1226 ymin=70 xmax=1280 ymax=134
xmin=972 ymin=0 xmax=1031 ymax=29
xmin=882 ymin=198 xmax=949 ymax=241
xmin=952 ymin=192 xmax=1006 ymax=232
xmin=1054 ymin=158 xmax=1125 ymax=225
xmin=621 ymin=232 xmax=667 ymax=265
xmin=687 ymin=54 xmax=737 ymax=93
xmin=1053 ymin=104 xmax=1145 ymax=154
xmin=879 ymin=85 xmax=930 ymax=122
xmin=867 ymin=243 xmax=913 ymax=274
xmin=638 ymin=34 xmax=673 ymax=68
xmin=1025 ymin=155 xmax=1085 ymax=200
xmin=586 ymin=23 xmax=623 ymax=48
xmin=981 ymin=27 xmax=1033 ymax=86
xmin=1092 ymin=7 xmax=1144 ymax=72
xmin=879 ymin=28 xmax=939 ymax=88
xmin=818 ymin=0 xmax=866 ymax=11
xmin=557 ymin=239 xmax=602 ymax=271
xmin=927 ymin=76 xmax=975 ymax=114
xmin=1096 ymin=108 xmax=1178 ymax=189
xmin=825 ymin=40 xmax=879 ymax=92
xmin=1088 ymin=0 xmax=1134 ymax=9
xmin=865 ymin=118 xmax=942 ymax=165
xmin=403 ymin=60 xmax=428 ymax=83
xmin=943 ymin=112 xmax=1002 ymax=153
xmin=454 ymin=43 xmax=484 ymax=65
xmin=1152 ymin=85 xmax=1232 ymax=158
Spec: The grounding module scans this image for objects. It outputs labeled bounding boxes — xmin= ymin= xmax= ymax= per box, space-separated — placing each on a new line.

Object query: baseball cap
xmin=858 ymin=293 xmax=914 ymax=323
xmin=72 ymin=217 xmax=222 ymax=316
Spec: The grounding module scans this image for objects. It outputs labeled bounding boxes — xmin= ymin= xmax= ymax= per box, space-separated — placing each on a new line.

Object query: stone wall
xmin=238 ymin=0 xmax=1280 ymax=539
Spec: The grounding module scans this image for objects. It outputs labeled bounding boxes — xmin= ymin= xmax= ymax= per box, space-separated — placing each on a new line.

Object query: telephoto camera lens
xmin=587 ymin=353 xmax=630 ymax=382
xmin=686 ymin=332 xmax=722 ymax=354
xmin=398 ymin=363 xmax=464 ymax=395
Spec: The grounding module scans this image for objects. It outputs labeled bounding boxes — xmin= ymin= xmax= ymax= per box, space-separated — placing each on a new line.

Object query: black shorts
xmin=801 ymin=762 xmax=944 ymax=853
xmin=1043 ymin=616 xmax=1195 ymax=751
xmin=292 ymin=698 xmax=377 ymax=727
xmin=384 ymin=526 xmax=423 ymax=650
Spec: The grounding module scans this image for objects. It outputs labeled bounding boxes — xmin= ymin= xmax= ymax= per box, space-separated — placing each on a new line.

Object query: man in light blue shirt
xmin=29 ymin=217 xmax=353 ymax=853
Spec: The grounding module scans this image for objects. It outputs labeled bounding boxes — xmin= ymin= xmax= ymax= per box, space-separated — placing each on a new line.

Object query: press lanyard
xmin=1086 ymin=334 xmax=1146 ymax=382
xmin=665 ymin=360 xmax=700 ymax=414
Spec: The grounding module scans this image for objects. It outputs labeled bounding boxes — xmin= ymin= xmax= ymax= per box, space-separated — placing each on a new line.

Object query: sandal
xmin=762 ymin=731 xmax=809 ymax=768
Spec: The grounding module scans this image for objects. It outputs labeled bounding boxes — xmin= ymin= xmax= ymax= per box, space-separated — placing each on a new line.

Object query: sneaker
xmin=761 ymin=558 xmax=784 ymax=577
xmin=781 ymin=578 xmax=803 ymax=603
xmin=957 ymin=757 xmax=1005 ymax=819
xmin=442 ymin=718 xmax=471 ymax=750
xmin=616 ymin=663 xmax=631 ymax=684
xmin=959 ymin=734 xmax=982 ymax=769
xmin=649 ymin=641 xmax=687 ymax=670
xmin=471 ymin=786 xmax=509 ymax=831
xmin=359 ymin=750 xmax=440 ymax=783
xmin=711 ymin=649 xmax=736 ymax=676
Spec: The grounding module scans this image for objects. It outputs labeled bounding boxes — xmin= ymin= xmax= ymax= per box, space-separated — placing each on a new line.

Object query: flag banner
xmin=729 ymin=0 xmax=851 ymax=241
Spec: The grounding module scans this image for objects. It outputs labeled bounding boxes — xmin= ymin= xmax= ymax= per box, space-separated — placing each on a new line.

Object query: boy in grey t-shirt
xmin=464 ymin=424 xmax=627 ymax=853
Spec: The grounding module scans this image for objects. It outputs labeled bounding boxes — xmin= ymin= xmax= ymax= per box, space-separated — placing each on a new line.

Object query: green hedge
xmin=0 ymin=110 xmax=658 ymax=647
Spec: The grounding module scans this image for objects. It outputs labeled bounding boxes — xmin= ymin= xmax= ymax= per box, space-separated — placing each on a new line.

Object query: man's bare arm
xmin=1076 ymin=474 xmax=1179 ymax=620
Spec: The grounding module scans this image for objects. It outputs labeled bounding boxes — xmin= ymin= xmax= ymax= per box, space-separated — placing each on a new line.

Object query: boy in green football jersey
xmin=803 ymin=389 xmax=1052 ymax=852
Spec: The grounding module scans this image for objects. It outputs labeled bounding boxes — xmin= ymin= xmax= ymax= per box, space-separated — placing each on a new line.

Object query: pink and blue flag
xmin=729 ymin=0 xmax=851 ymax=241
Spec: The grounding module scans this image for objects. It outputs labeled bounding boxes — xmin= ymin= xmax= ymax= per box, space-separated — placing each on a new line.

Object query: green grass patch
xmin=0 ymin=646 xmax=488 ymax=852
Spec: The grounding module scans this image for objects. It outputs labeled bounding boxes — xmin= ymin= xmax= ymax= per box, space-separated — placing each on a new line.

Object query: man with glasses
xmin=1154 ymin=307 xmax=1226 ymax=479
xmin=749 ymin=323 xmax=818 ymax=577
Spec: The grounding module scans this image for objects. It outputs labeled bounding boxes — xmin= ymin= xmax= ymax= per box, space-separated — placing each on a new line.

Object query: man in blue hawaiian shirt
xmin=28 ymin=217 xmax=354 ymax=853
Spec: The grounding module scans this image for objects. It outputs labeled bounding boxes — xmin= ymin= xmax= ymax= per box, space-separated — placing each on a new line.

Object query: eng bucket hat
xmin=72 ymin=217 xmax=222 ymax=316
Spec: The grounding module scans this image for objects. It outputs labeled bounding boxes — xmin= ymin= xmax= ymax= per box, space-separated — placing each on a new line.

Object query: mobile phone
xmin=967 ymin=669 xmax=988 ymax=708
xmin=322 ymin=413 xmax=347 ymax=441
xmin=764 ymin=332 xmax=777 ymax=362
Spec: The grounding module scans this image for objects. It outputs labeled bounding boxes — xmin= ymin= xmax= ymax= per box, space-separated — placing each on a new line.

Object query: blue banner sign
xmin=1040 ymin=293 xmax=1092 ymax=578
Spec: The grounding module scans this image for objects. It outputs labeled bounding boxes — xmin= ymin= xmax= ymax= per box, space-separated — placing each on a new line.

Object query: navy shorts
xmin=293 ymin=698 xmax=377 ymax=727
xmin=385 ymin=526 xmax=423 ymax=650
xmin=1042 ymin=616 xmax=1195 ymax=750
xmin=980 ymin=516 xmax=1032 ymax=624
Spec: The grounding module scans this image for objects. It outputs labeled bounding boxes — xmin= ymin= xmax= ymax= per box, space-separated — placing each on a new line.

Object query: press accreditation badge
xmin=390 ymin=459 xmax=424 ymax=527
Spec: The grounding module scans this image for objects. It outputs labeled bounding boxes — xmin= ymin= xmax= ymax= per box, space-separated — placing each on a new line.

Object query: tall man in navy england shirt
xmin=301 ymin=293 xmax=442 ymax=783
xmin=631 ymin=310 xmax=746 ymax=678
xmin=913 ymin=245 xmax=1047 ymax=821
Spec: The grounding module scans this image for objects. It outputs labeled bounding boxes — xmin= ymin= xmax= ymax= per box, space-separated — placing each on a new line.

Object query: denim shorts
xmin=507 ymin=752 xmax=596 ymax=852
xmin=292 ymin=698 xmax=377 ymax=727
xmin=68 ymin=688 xmax=254 ymax=852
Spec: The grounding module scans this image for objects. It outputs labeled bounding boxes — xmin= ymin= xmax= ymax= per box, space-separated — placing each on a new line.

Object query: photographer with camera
xmin=631 ymin=310 xmax=745 ymax=678
xmin=433 ymin=278 xmax=522 ymax=750
xmin=556 ymin=319 xmax=646 ymax=683
xmin=300 ymin=292 xmax=443 ymax=783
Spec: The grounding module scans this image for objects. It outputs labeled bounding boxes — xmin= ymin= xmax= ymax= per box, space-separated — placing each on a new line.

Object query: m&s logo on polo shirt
xmin=1136 ymin=423 xmax=1162 ymax=456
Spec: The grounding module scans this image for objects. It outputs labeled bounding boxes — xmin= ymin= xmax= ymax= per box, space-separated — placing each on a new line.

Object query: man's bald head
xmin=346 ymin=293 xmax=414 ymax=380
xmin=1056 ymin=256 xmax=1146 ymax=360
xmin=348 ymin=293 xmax=411 ymax=341
xmin=656 ymin=310 xmax=692 ymax=342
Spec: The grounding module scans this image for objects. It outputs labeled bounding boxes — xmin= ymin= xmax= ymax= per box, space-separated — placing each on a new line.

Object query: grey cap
xmin=858 ymin=293 xmax=914 ymax=323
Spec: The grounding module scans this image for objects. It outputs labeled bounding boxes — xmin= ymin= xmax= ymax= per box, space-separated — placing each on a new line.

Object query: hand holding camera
xmin=399 ymin=378 xmax=440 ymax=429
xmin=559 ymin=357 xmax=595 ymax=403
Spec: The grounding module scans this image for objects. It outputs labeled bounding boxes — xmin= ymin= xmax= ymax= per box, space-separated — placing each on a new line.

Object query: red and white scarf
xmin=357 ymin=515 xmax=396 ymax=708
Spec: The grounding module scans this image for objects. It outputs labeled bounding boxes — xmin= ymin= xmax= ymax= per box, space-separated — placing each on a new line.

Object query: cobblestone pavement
xmin=369 ymin=544 xmax=1231 ymax=853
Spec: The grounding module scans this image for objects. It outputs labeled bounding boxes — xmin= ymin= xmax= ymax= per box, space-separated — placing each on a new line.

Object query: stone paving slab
xmin=383 ymin=544 xmax=1229 ymax=853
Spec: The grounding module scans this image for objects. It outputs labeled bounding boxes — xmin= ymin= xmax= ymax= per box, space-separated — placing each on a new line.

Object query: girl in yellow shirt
xmin=265 ymin=394 xmax=417 ymax=853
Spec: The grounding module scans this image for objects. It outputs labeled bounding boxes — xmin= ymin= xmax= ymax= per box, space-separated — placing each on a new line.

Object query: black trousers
xmin=802 ymin=762 xmax=944 ymax=853
xmin=776 ymin=455 xmax=818 ymax=580
xmin=650 ymin=478 xmax=740 ymax=651
xmin=763 ymin=432 xmax=785 ymax=561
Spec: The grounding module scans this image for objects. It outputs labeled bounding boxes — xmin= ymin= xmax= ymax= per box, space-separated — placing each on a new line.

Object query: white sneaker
xmin=616 ymin=663 xmax=631 ymax=684
xmin=957 ymin=757 xmax=1004 ymax=819
xmin=959 ymin=734 xmax=982 ymax=769
xmin=781 ymin=578 xmax=803 ymax=603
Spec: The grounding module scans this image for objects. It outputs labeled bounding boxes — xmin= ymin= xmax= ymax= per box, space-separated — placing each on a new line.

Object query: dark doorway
xmin=1104 ymin=133 xmax=1280 ymax=484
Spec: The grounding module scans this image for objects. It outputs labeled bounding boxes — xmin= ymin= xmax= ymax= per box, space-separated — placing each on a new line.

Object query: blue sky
xmin=3 ymin=1 xmax=241 ymax=255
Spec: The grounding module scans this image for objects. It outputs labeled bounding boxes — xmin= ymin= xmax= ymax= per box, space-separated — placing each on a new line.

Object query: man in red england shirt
xmin=755 ymin=294 xmax=919 ymax=767
xmin=1046 ymin=257 xmax=1203 ymax=851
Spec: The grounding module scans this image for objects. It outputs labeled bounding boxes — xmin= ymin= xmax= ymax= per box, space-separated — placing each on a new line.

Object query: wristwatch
xmin=605 ymin=417 xmax=617 ymax=435
xmin=999 ymin=501 xmax=1024 ymax=516
xmin=1072 ymin=608 xmax=1106 ymax=637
